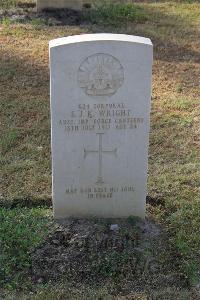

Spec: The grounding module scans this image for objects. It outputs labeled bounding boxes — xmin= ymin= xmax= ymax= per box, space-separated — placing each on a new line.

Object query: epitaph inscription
xmin=50 ymin=34 xmax=153 ymax=218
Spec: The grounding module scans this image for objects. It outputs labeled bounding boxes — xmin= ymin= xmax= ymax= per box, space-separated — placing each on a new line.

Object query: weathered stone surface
xmin=37 ymin=0 xmax=83 ymax=11
xmin=50 ymin=34 xmax=153 ymax=218
xmin=36 ymin=0 xmax=125 ymax=11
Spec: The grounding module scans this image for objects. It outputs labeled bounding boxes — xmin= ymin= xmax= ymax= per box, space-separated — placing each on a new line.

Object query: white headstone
xmin=50 ymin=34 xmax=153 ymax=219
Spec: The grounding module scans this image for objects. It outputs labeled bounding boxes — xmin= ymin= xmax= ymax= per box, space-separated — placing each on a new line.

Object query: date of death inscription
xmin=59 ymin=103 xmax=144 ymax=133
xmin=66 ymin=186 xmax=135 ymax=199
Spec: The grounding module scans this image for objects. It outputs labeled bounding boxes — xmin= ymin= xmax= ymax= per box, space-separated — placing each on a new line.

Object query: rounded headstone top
xmin=49 ymin=33 xmax=153 ymax=48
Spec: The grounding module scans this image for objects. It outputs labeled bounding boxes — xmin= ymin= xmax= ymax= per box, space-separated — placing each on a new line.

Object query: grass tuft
xmin=0 ymin=207 xmax=52 ymax=289
xmin=167 ymin=199 xmax=200 ymax=284
xmin=84 ymin=1 xmax=148 ymax=25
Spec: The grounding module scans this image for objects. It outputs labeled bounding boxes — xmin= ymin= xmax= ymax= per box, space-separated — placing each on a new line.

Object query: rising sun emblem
xmin=78 ymin=53 xmax=124 ymax=97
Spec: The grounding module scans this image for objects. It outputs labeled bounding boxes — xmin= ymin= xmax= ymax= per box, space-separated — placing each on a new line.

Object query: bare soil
xmin=0 ymin=7 xmax=87 ymax=26
xmin=30 ymin=218 xmax=196 ymax=298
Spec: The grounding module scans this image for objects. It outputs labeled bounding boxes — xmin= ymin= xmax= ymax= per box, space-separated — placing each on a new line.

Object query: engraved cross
xmin=84 ymin=133 xmax=117 ymax=184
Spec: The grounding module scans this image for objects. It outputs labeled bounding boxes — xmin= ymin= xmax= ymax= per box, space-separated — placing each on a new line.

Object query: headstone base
xmin=37 ymin=0 xmax=84 ymax=11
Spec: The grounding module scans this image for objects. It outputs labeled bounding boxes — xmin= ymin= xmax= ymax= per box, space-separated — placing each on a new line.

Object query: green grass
xmin=169 ymin=199 xmax=200 ymax=283
xmin=85 ymin=1 xmax=148 ymax=25
xmin=0 ymin=0 xmax=16 ymax=8
xmin=148 ymin=94 xmax=200 ymax=283
xmin=0 ymin=207 xmax=53 ymax=289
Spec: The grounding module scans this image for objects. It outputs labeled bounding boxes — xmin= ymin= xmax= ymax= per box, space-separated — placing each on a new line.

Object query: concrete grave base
xmin=37 ymin=0 xmax=84 ymax=11
xmin=36 ymin=1 xmax=127 ymax=11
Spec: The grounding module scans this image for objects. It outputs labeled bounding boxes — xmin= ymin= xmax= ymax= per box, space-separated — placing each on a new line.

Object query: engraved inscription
xmin=59 ymin=102 xmax=144 ymax=133
xmin=84 ymin=133 xmax=117 ymax=184
xmin=78 ymin=53 xmax=124 ymax=97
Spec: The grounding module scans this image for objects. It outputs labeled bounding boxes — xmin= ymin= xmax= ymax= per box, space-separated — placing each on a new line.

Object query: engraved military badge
xmin=78 ymin=53 xmax=124 ymax=97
